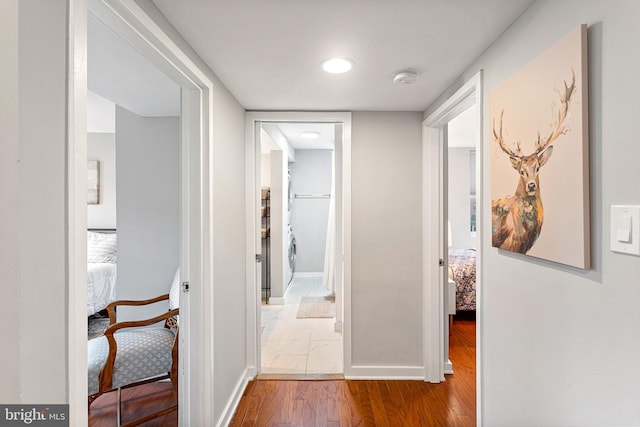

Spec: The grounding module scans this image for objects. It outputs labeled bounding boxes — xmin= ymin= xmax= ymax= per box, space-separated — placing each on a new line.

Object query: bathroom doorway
xmin=245 ymin=112 xmax=352 ymax=378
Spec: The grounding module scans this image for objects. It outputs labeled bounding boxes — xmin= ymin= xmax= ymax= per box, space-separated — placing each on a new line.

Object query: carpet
xmin=296 ymin=295 xmax=335 ymax=319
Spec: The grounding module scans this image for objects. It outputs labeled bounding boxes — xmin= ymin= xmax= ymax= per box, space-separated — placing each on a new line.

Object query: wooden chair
xmin=88 ymin=270 xmax=180 ymax=427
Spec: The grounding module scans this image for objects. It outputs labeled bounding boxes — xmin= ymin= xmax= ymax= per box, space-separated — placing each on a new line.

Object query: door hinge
xmin=439 ymin=259 xmax=445 ymax=267
xmin=181 ymin=281 xmax=190 ymax=292
xmin=256 ymin=254 xmax=265 ymax=262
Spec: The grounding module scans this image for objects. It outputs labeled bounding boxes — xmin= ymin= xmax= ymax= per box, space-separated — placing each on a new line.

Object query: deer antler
xmin=535 ymin=68 xmax=576 ymax=154
xmin=493 ymin=110 xmax=522 ymax=158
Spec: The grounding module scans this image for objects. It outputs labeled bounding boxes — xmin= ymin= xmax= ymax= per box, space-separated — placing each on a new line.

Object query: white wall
xmin=351 ymin=112 xmax=424 ymax=367
xmin=290 ymin=149 xmax=333 ymax=273
xmin=209 ymin=80 xmax=247 ymax=422
xmin=0 ymin=0 xmax=68 ymax=403
xmin=261 ymin=153 xmax=271 ymax=188
xmin=269 ymin=150 xmax=288 ymax=300
xmin=425 ymin=1 xmax=640 ymax=425
xmin=115 ymin=106 xmax=180 ymax=321
xmin=87 ymin=91 xmax=115 ymax=133
xmin=448 ymin=148 xmax=476 ymax=250
xmin=87 ymin=133 xmax=117 ymax=229
xmin=131 ymin=2 xmax=250 ymax=422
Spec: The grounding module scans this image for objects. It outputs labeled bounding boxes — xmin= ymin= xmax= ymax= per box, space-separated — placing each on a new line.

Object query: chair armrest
xmin=103 ymin=308 xmax=179 ymax=336
xmin=105 ymin=294 xmax=169 ymax=324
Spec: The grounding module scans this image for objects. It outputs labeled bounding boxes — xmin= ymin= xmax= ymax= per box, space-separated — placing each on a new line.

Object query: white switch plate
xmin=611 ymin=205 xmax=640 ymax=256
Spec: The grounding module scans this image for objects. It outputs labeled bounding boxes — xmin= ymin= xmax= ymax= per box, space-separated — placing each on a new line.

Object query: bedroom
xmin=86 ymin=11 xmax=181 ymax=332
xmin=446 ymin=104 xmax=478 ymax=367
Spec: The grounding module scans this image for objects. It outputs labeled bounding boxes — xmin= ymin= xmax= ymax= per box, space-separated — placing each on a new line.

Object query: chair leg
xmin=115 ymin=380 xmax=177 ymax=427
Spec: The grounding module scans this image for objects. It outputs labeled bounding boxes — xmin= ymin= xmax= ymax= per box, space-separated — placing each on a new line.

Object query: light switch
xmin=616 ymin=216 xmax=632 ymax=242
xmin=611 ymin=206 xmax=640 ymax=256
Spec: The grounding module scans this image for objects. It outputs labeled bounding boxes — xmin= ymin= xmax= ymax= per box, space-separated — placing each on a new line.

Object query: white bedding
xmin=87 ymin=263 xmax=117 ymax=316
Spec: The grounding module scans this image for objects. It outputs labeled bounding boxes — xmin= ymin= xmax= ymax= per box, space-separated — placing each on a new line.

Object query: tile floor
xmin=261 ymin=276 xmax=343 ymax=374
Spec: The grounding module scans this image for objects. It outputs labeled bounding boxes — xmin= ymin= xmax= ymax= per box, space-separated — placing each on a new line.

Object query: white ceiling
xmin=88 ymin=13 xmax=180 ymax=117
xmin=272 ymin=123 xmax=335 ymax=150
xmin=151 ymin=0 xmax=533 ymax=111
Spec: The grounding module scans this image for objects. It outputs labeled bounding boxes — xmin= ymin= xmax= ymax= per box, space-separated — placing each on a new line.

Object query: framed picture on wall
xmin=88 ymin=160 xmax=100 ymax=205
xmin=489 ymin=24 xmax=590 ymax=269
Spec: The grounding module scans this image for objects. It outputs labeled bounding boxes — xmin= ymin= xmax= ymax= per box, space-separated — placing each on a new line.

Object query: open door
xmin=253 ymin=120 xmax=264 ymax=371
xmin=423 ymin=71 xmax=482 ymax=385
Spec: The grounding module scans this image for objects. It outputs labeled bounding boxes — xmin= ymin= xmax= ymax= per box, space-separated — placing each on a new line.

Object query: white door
xmin=254 ymin=120 xmax=264 ymax=371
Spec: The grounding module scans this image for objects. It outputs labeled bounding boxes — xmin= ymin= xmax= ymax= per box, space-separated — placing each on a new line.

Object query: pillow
xmin=87 ymin=231 xmax=117 ymax=263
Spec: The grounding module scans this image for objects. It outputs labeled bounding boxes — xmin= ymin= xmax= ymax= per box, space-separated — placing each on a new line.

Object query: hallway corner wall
xmin=350 ymin=112 xmax=424 ymax=371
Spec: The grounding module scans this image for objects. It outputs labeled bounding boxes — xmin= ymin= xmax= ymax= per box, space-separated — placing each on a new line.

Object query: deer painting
xmin=491 ymin=69 xmax=576 ymax=254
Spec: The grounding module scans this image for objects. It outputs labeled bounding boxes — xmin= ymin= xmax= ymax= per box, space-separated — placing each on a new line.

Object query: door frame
xmin=245 ymin=111 xmax=352 ymax=376
xmin=422 ymin=70 xmax=482 ymax=416
xmin=69 ymin=0 xmax=215 ymax=424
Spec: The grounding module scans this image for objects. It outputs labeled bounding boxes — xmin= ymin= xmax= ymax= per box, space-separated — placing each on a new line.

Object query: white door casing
xmin=422 ymin=70 xmax=482 ymax=423
xmin=70 ymin=0 xmax=215 ymax=425
xmin=245 ymin=111 xmax=352 ymax=376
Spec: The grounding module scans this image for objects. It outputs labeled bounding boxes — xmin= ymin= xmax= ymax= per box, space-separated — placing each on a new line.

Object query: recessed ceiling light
xmin=321 ymin=58 xmax=354 ymax=74
xmin=301 ymin=131 xmax=320 ymax=139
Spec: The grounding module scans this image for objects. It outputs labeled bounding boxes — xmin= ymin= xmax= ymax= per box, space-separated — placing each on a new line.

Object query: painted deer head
xmin=491 ymin=69 xmax=576 ymax=254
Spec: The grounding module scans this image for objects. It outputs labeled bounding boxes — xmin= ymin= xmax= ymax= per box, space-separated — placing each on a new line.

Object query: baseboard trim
xmin=344 ymin=365 xmax=425 ymax=380
xmin=256 ymin=373 xmax=344 ymax=381
xmin=445 ymin=359 xmax=453 ymax=375
xmin=293 ymin=272 xmax=323 ymax=279
xmin=216 ymin=368 xmax=252 ymax=427
xmin=268 ymin=296 xmax=285 ymax=305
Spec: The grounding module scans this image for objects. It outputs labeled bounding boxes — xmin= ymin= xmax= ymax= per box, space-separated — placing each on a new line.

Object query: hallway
xmin=87 ymin=302 xmax=475 ymax=426
xmin=232 ymin=313 xmax=476 ymax=425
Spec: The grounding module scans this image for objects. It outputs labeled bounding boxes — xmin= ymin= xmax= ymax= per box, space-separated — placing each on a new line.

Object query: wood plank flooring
xmin=88 ymin=381 xmax=177 ymax=426
xmin=88 ymin=312 xmax=475 ymax=426
xmin=231 ymin=311 xmax=476 ymax=426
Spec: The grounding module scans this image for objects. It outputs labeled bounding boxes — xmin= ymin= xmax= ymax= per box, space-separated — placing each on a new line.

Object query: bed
xmin=87 ymin=230 xmax=117 ymax=316
xmin=448 ymin=248 xmax=476 ymax=311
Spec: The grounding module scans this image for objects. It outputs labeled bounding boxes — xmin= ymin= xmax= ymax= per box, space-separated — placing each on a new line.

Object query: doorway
xmin=422 ymin=71 xmax=482 ymax=412
xmin=445 ymin=105 xmax=478 ymax=378
xmin=259 ymin=122 xmax=341 ymax=374
xmin=245 ymin=112 xmax=352 ymax=378
xmin=70 ymin=1 xmax=214 ymax=424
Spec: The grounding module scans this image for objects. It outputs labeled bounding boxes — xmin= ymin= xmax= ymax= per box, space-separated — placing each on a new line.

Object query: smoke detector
xmin=393 ymin=69 xmax=419 ymax=85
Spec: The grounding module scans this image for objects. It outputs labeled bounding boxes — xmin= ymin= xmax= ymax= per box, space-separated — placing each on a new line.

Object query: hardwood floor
xmin=231 ymin=312 xmax=476 ymax=426
xmin=88 ymin=382 xmax=177 ymax=426
xmin=88 ymin=313 xmax=475 ymax=426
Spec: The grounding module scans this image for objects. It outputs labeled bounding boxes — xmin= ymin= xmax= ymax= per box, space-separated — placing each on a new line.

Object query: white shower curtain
xmin=322 ymin=152 xmax=336 ymax=293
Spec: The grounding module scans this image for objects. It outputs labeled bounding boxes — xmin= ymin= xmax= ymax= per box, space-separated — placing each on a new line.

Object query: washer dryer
xmin=287 ymin=225 xmax=297 ymax=272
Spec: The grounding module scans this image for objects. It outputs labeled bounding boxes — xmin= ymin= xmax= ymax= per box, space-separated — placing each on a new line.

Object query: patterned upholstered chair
xmin=88 ymin=269 xmax=180 ymax=426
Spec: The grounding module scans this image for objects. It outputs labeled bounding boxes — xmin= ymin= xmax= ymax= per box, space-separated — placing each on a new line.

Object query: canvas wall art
xmin=489 ymin=25 xmax=590 ymax=269
xmin=88 ymin=160 xmax=100 ymax=205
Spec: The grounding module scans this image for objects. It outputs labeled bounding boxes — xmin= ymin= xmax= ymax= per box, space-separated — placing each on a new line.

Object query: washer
xmin=287 ymin=170 xmax=293 ymax=225
xmin=287 ymin=226 xmax=297 ymax=272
